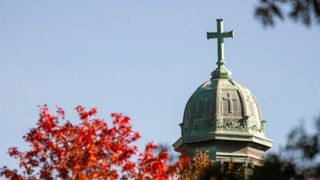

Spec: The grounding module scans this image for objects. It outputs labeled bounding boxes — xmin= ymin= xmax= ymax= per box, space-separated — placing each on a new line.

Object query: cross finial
xmin=207 ymin=19 xmax=234 ymax=79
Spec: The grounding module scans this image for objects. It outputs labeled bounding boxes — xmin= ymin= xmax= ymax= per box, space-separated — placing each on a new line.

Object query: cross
xmin=223 ymin=93 xmax=237 ymax=113
xmin=207 ymin=19 xmax=234 ymax=67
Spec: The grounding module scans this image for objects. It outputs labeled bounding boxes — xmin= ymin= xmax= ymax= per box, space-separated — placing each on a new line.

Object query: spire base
xmin=211 ymin=66 xmax=232 ymax=79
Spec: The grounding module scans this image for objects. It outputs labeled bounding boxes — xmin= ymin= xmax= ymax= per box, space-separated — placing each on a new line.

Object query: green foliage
xmin=255 ymin=0 xmax=320 ymax=27
xmin=251 ymin=116 xmax=320 ymax=179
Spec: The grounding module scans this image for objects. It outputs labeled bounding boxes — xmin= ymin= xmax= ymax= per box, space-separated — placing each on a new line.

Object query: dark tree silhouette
xmin=255 ymin=0 xmax=320 ymax=27
xmin=251 ymin=115 xmax=320 ymax=179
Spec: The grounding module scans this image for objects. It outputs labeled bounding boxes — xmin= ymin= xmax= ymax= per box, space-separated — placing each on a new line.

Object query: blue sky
xmin=0 ymin=0 xmax=320 ymax=168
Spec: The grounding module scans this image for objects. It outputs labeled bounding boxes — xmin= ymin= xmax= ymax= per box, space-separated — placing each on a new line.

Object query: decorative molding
xmin=215 ymin=115 xmax=265 ymax=133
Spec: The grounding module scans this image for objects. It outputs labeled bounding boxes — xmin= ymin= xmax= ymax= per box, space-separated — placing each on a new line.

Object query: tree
xmin=180 ymin=150 xmax=243 ymax=180
xmin=255 ymin=0 xmax=320 ymax=27
xmin=0 ymin=105 xmax=189 ymax=179
xmin=251 ymin=116 xmax=320 ymax=179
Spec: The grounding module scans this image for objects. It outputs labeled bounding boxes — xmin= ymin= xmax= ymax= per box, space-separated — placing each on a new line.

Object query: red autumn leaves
xmin=0 ymin=105 xmax=189 ymax=180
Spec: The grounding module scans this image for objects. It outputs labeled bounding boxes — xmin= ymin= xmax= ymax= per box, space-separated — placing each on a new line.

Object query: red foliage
xmin=0 ymin=105 xmax=189 ymax=179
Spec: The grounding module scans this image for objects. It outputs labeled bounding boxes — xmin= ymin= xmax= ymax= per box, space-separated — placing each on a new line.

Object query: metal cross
xmin=223 ymin=93 xmax=237 ymax=113
xmin=207 ymin=19 xmax=234 ymax=67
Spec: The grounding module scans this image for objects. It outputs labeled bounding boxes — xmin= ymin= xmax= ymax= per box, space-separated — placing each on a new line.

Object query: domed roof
xmin=174 ymin=19 xmax=272 ymax=166
xmin=179 ymin=19 xmax=267 ymax=139
xmin=181 ymin=77 xmax=266 ymax=138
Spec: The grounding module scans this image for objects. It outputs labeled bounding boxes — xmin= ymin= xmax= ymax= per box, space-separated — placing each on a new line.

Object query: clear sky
xmin=0 ymin=0 xmax=320 ymax=169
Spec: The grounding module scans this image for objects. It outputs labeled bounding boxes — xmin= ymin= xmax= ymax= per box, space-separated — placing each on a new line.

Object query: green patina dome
xmin=173 ymin=19 xmax=272 ymax=166
xmin=181 ymin=76 xmax=266 ymax=138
